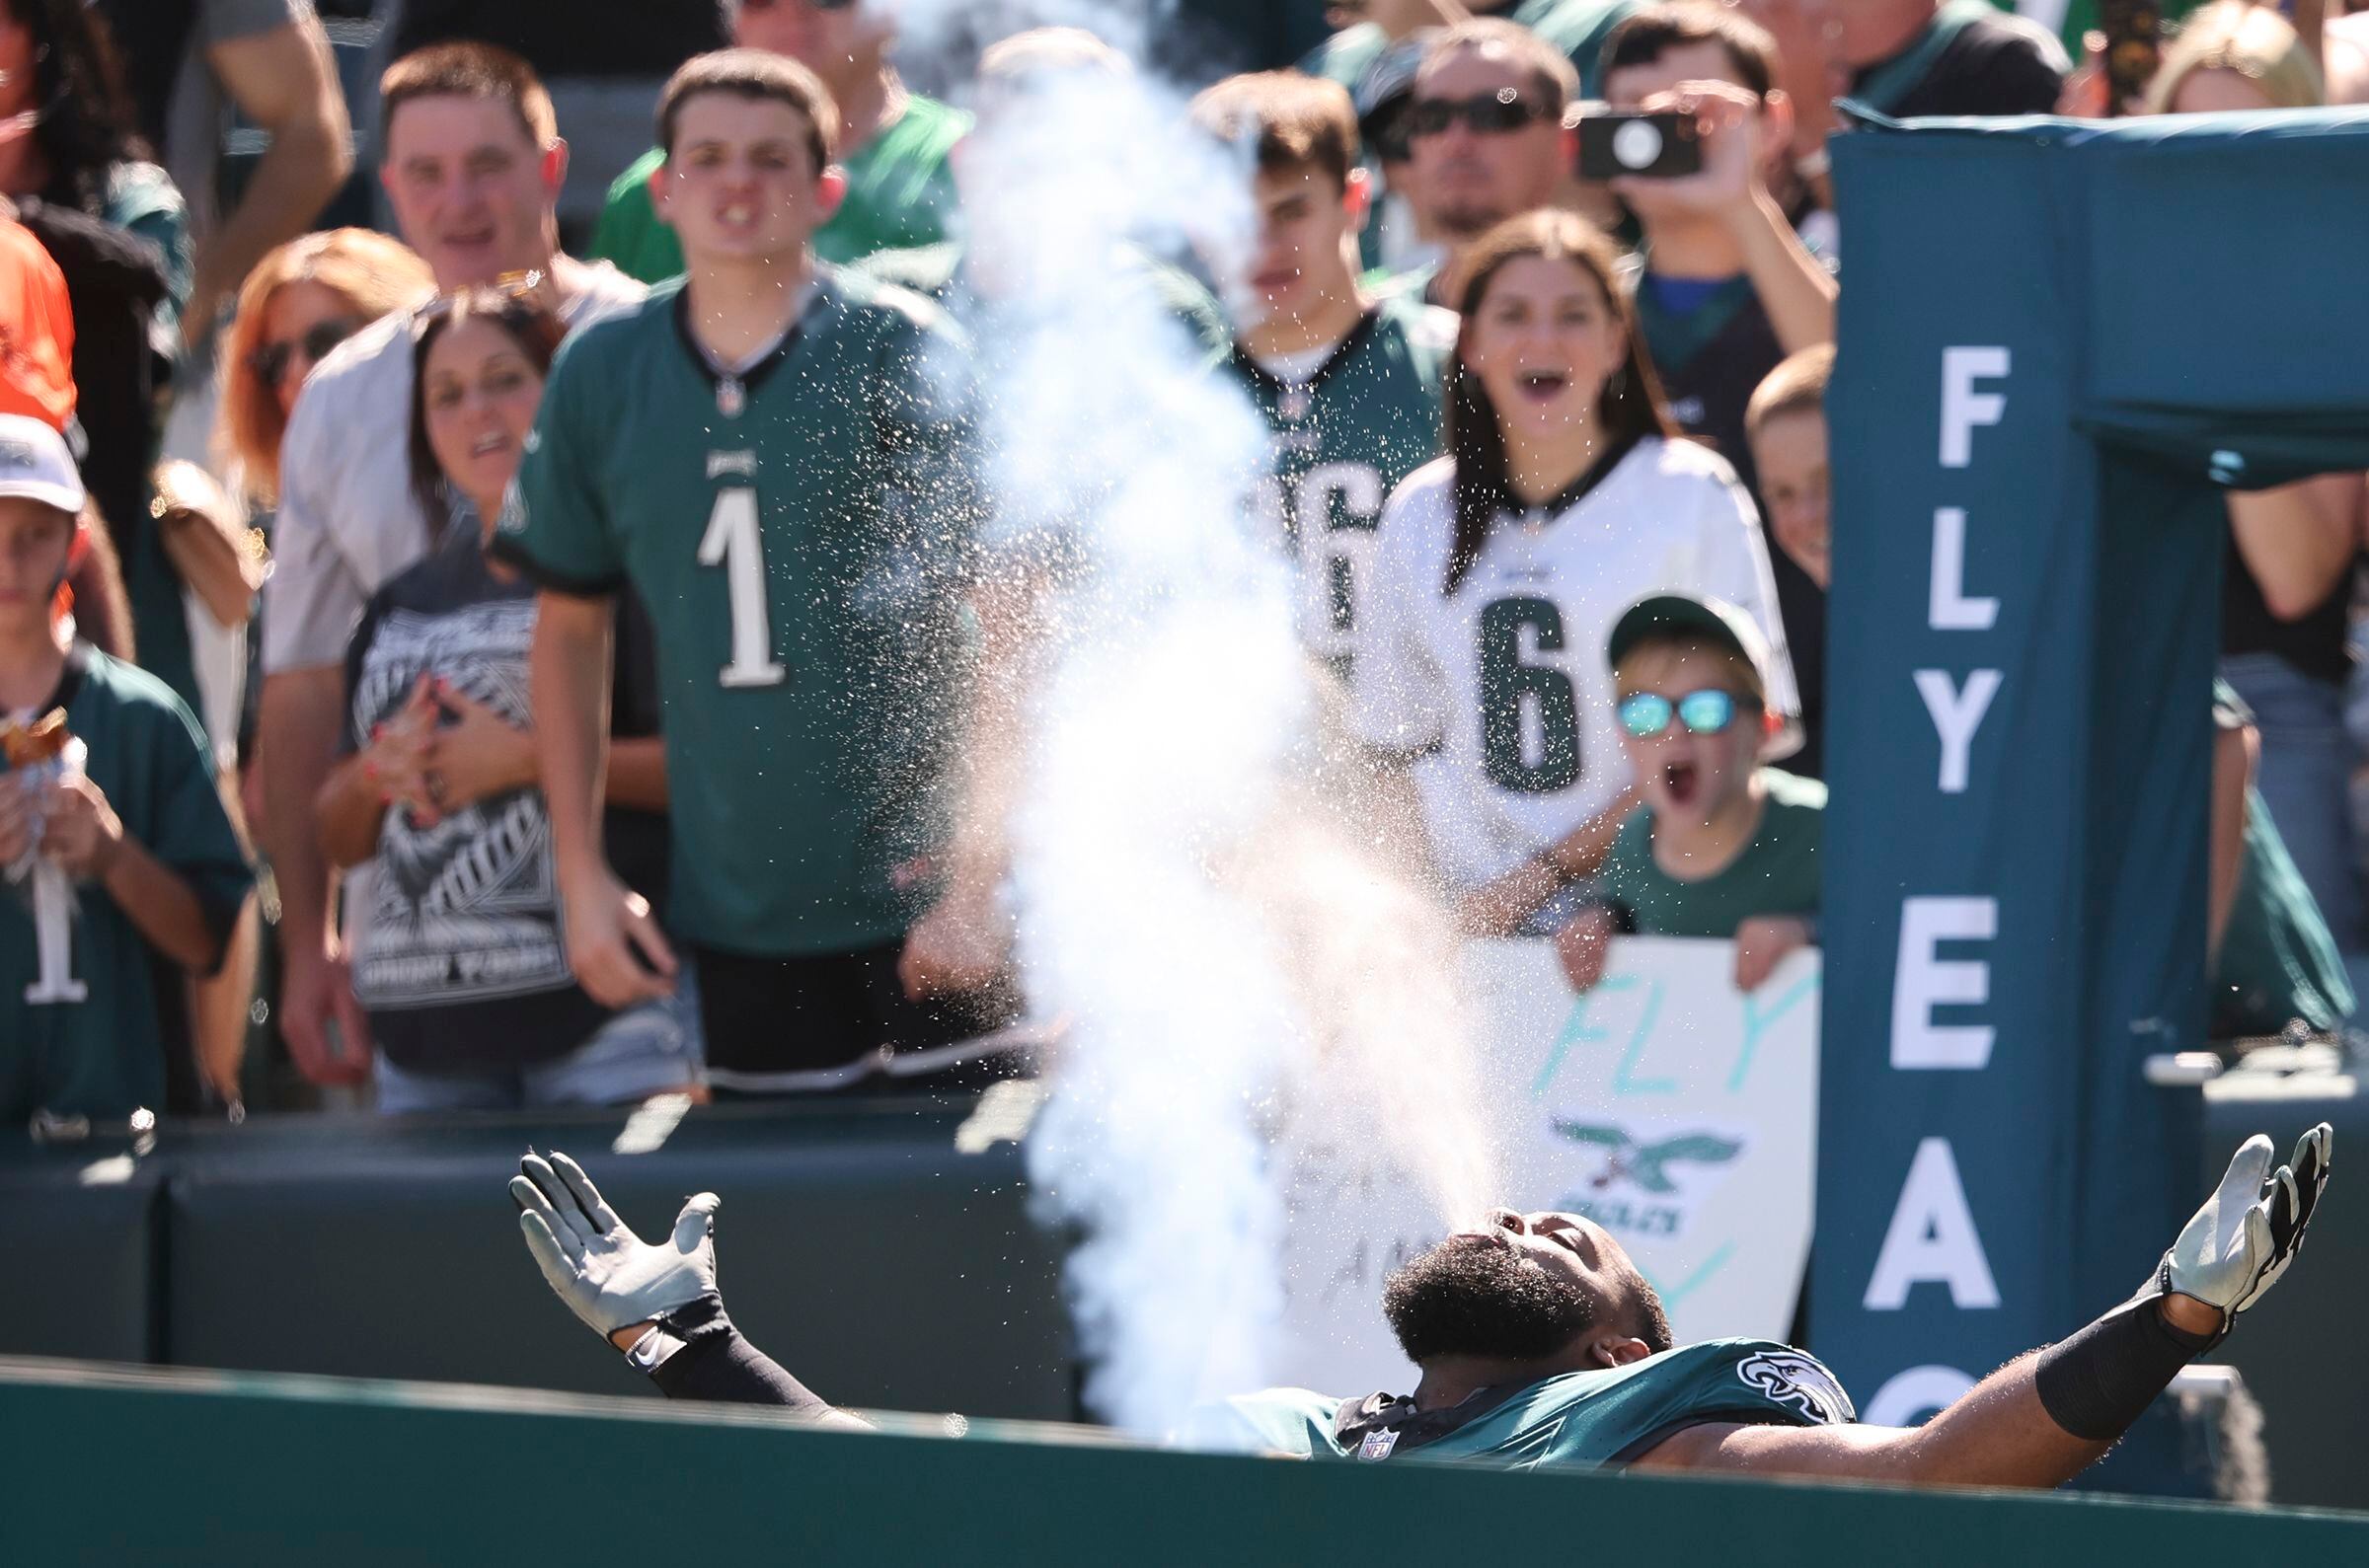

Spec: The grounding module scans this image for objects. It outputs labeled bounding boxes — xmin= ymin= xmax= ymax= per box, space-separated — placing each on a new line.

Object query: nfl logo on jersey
xmin=1358 ymin=1428 xmax=1401 ymax=1461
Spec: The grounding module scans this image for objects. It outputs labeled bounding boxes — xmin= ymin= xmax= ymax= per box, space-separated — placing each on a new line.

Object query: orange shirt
xmin=0 ymin=216 xmax=74 ymax=432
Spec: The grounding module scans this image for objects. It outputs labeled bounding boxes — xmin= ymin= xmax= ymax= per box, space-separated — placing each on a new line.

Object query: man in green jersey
xmin=591 ymin=1 xmax=967 ymax=281
xmin=1190 ymin=72 xmax=1456 ymax=682
xmin=501 ymin=51 xmax=1016 ymax=1094
xmin=515 ymin=1127 xmax=2331 ymax=1488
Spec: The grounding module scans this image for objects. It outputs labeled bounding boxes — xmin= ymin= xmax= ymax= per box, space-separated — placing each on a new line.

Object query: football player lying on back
xmin=511 ymin=1125 xmax=2329 ymax=1485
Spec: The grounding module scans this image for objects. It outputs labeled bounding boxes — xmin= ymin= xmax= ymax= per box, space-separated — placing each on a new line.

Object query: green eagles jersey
xmin=1196 ymin=1338 xmax=1853 ymax=1466
xmin=499 ymin=270 xmax=983 ymax=957
xmin=0 ymin=646 xmax=251 ymax=1121
xmin=1229 ymin=297 xmax=1455 ymax=678
xmin=591 ymin=94 xmax=969 ymax=284
xmin=1600 ymin=768 xmax=1825 ymax=937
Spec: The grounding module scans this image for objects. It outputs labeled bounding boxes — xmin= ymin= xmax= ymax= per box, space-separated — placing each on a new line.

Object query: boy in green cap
xmin=1557 ymin=591 xmax=1821 ymax=994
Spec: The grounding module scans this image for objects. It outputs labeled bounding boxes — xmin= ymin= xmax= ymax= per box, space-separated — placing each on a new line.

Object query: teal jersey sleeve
xmin=501 ymin=317 xmax=634 ymax=594
xmin=1201 ymin=1340 xmax=1854 ymax=1471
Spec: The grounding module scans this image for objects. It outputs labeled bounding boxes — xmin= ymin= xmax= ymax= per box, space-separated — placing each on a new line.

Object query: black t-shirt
xmin=392 ymin=0 xmax=727 ymax=80
xmin=1855 ymin=10 xmax=2066 ymax=119
xmin=1636 ymin=275 xmax=1827 ymax=779
xmin=2221 ymin=526 xmax=2353 ymax=686
xmin=340 ymin=525 xmax=669 ymax=1071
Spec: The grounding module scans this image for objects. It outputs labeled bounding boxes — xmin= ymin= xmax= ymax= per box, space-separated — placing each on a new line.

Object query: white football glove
xmin=2145 ymin=1123 xmax=2331 ymax=1340
xmin=511 ymin=1149 xmax=720 ymax=1340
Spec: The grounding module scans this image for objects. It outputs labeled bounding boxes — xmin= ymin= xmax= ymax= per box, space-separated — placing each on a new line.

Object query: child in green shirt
xmin=1559 ymin=593 xmax=1822 ymax=994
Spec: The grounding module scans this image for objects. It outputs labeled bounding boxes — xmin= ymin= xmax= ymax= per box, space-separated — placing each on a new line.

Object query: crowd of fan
xmin=2 ymin=0 xmax=2364 ymax=1130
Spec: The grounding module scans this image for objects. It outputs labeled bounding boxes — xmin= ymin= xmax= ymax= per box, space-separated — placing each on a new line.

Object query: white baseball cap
xmin=0 ymin=413 xmax=84 ymax=515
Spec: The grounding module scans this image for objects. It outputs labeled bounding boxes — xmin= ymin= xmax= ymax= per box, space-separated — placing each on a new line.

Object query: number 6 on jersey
xmin=698 ymin=487 xmax=786 ymax=689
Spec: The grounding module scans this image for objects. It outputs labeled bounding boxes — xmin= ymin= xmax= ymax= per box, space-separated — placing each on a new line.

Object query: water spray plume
xmin=891 ymin=0 xmax=1500 ymax=1437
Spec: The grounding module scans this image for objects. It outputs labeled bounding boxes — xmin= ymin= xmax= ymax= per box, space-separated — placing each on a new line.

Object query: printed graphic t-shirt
xmin=341 ymin=525 xmax=667 ymax=1072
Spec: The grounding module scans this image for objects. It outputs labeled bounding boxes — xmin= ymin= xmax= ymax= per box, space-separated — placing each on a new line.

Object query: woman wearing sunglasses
xmin=218 ymin=229 xmax=436 ymax=505
xmin=312 ymin=287 xmax=698 ymax=1113
xmin=1352 ymin=207 xmax=1796 ymax=938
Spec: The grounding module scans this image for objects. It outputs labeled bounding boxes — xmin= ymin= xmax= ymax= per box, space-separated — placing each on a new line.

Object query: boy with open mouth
xmin=1557 ymin=591 xmax=1820 ymax=994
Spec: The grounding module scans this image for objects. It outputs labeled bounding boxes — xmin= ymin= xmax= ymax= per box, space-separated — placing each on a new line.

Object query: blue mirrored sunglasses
xmin=1619 ymin=689 xmax=1739 ymax=738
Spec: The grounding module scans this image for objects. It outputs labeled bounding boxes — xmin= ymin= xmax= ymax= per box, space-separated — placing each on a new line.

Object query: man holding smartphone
xmin=1596 ymin=1 xmax=1836 ymax=774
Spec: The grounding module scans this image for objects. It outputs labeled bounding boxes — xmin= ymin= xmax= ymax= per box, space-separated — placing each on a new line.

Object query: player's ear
xmin=1343 ymin=167 xmax=1372 ymax=229
xmin=648 ymin=156 xmax=671 ymax=220
xmin=1593 ymin=1336 xmax=1654 ymax=1369
xmin=815 ymin=164 xmax=848 ymax=223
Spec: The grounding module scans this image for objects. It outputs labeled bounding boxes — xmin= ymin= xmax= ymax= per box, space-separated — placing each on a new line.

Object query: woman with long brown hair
xmin=1350 ymin=208 xmax=1796 ymax=926
xmin=312 ymin=286 xmax=695 ymax=1112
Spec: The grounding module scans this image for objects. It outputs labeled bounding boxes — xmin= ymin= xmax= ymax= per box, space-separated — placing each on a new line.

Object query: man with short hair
xmin=1191 ymin=70 xmax=1455 ymax=681
xmin=502 ymin=49 xmax=1013 ymax=1096
xmin=256 ymin=41 xmax=645 ymax=1088
xmin=1389 ymin=20 xmax=1579 ymax=308
xmin=592 ymin=0 xmax=965 ymax=281
xmin=1600 ymin=2 xmax=1835 ymax=776
xmin=510 ymin=1126 xmax=2333 ymax=1491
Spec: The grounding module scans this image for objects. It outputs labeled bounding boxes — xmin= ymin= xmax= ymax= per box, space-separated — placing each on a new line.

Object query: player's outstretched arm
xmin=510 ymin=1151 xmax=868 ymax=1427
xmin=1636 ymin=1125 xmax=2331 ymax=1488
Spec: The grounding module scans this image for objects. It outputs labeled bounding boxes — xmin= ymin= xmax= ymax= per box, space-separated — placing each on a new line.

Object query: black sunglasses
xmin=248 ymin=317 xmax=362 ymax=388
xmin=1405 ymin=88 xmax=1555 ymax=140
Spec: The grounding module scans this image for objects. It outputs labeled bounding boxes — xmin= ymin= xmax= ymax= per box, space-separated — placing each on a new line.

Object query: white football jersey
xmin=1351 ymin=436 xmax=1796 ymax=889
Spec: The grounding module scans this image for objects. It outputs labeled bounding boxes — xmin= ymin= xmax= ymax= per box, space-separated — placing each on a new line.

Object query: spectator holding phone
xmin=1598 ymin=2 xmax=1835 ymax=775
xmin=1555 ymin=593 xmax=1817 ymax=994
xmin=313 ymin=287 xmax=694 ymax=1112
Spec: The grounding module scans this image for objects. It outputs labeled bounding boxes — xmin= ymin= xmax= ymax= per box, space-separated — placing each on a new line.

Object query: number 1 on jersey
xmin=698 ymin=487 xmax=786 ymax=689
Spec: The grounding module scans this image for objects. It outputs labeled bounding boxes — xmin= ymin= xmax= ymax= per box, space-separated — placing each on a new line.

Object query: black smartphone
xmin=1576 ymin=110 xmax=1703 ymax=181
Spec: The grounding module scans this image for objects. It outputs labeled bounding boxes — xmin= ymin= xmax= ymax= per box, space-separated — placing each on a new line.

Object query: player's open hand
xmin=512 ymin=1149 xmax=719 ymax=1341
xmin=560 ymin=860 xmax=677 ymax=1007
xmin=2153 ymin=1124 xmax=2332 ymax=1342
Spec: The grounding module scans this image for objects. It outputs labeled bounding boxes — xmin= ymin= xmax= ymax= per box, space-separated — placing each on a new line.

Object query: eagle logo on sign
xmin=1735 ymin=1351 xmax=1856 ymax=1425
xmin=1553 ymin=1121 xmax=1743 ymax=1194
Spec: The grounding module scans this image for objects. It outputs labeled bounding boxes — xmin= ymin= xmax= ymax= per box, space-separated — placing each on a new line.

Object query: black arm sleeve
xmin=644 ymin=1296 xmax=833 ymax=1415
